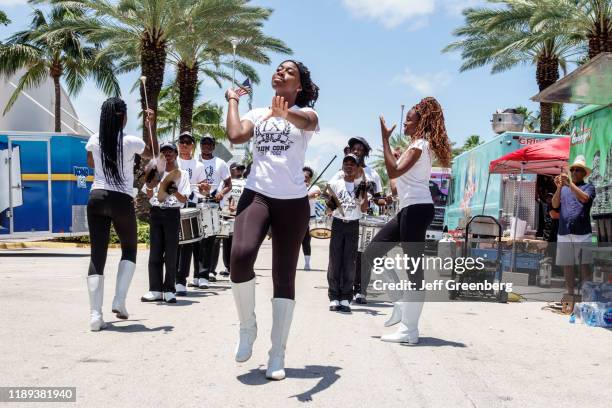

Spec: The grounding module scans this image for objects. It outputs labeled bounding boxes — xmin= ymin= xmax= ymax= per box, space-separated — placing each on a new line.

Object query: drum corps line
xmin=84 ymin=60 xmax=452 ymax=380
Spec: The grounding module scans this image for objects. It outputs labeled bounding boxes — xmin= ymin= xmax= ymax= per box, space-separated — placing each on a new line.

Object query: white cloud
xmin=305 ymin=127 xmax=353 ymax=177
xmin=394 ymin=68 xmax=452 ymax=95
xmin=341 ymin=0 xmax=435 ymax=29
xmin=0 ymin=0 xmax=28 ymax=6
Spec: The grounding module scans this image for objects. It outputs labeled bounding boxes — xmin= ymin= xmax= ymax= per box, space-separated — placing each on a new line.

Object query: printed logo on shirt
xmin=254 ymin=119 xmax=293 ymax=156
xmin=337 ymin=189 xmax=357 ymax=215
xmin=204 ymin=165 xmax=215 ymax=184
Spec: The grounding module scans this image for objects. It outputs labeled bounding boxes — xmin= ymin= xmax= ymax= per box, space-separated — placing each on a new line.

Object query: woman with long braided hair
xmin=84 ymin=97 xmax=153 ymax=331
xmin=371 ymin=96 xmax=451 ymax=344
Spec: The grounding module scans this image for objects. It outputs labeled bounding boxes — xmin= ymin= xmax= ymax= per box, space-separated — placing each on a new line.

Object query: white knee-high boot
xmin=266 ymin=298 xmax=295 ymax=380
xmin=87 ymin=275 xmax=106 ymax=331
xmin=232 ymin=278 xmax=257 ymax=362
xmin=384 ymin=302 xmax=403 ymax=327
xmin=381 ymin=291 xmax=424 ymax=344
xmin=112 ymin=260 xmax=136 ymax=319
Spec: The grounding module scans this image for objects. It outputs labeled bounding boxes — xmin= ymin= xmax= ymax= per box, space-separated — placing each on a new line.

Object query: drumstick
xmin=309 ymin=155 xmax=337 ymax=191
xmin=140 ymin=76 xmax=158 ymax=162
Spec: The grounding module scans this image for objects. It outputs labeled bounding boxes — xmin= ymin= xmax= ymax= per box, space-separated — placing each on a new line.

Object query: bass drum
xmin=179 ymin=208 xmax=204 ymax=244
xmin=309 ymin=216 xmax=332 ymax=239
xmin=198 ymin=201 xmax=221 ymax=237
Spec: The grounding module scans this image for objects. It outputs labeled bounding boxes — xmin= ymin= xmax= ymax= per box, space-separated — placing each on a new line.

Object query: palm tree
xmin=0 ymin=10 xmax=10 ymax=26
xmin=0 ymin=5 xmax=119 ymax=132
xmin=533 ymin=0 xmax=612 ymax=59
xmin=516 ymin=103 xmax=571 ymax=133
xmin=443 ymin=0 xmax=584 ymax=134
xmin=167 ymin=6 xmax=291 ymax=134
xmin=191 ymin=101 xmax=224 ymax=140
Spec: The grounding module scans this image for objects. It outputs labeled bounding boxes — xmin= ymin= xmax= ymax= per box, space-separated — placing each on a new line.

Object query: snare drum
xmin=217 ymin=216 xmax=235 ymax=239
xmin=198 ymin=202 xmax=221 ymax=237
xmin=309 ymin=216 xmax=332 ymax=239
xmin=178 ymin=208 xmax=204 ymax=244
xmin=358 ymin=215 xmax=388 ymax=252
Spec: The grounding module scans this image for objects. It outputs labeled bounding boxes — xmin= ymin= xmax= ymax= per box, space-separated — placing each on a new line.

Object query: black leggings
xmin=87 ymin=189 xmax=137 ymax=276
xmin=230 ymin=189 xmax=309 ymax=300
xmin=302 ymin=224 xmax=312 ymax=256
xmin=362 ymin=204 xmax=434 ymax=291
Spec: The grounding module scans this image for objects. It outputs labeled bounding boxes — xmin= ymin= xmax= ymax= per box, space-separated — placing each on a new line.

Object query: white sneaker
xmin=329 ymin=300 xmax=340 ymax=311
xmin=190 ymin=278 xmax=199 ymax=287
xmin=164 ymin=292 xmax=177 ymax=303
xmin=198 ymin=278 xmax=210 ymax=289
xmin=339 ymin=300 xmax=351 ymax=313
xmin=175 ymin=283 xmax=187 ymax=295
xmin=141 ymin=291 xmax=162 ymax=302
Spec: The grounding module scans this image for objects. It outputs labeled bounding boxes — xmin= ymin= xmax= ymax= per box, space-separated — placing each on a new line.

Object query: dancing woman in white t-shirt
xmin=374 ymin=97 xmax=452 ymax=344
xmin=84 ymin=97 xmax=154 ymax=331
xmin=225 ymin=60 xmax=319 ymax=380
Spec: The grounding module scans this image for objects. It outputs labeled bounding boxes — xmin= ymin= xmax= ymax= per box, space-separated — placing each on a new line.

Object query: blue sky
xmin=0 ymin=0 xmax=568 ymax=172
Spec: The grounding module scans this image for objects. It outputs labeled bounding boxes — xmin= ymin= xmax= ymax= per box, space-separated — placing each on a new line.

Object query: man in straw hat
xmin=552 ymin=155 xmax=596 ymax=296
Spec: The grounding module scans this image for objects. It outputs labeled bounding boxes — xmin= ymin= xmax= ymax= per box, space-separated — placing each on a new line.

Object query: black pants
xmin=222 ymin=236 xmax=233 ymax=271
xmin=353 ymin=252 xmax=363 ymax=295
xmin=302 ymin=222 xmax=312 ymax=256
xmin=148 ymin=207 xmax=180 ymax=292
xmin=230 ymin=189 xmax=309 ymax=300
xmin=199 ymin=236 xmax=220 ymax=278
xmin=87 ymin=189 xmax=137 ymax=276
xmin=177 ymin=241 xmax=200 ymax=285
xmin=327 ymin=218 xmax=360 ymax=301
xmin=361 ymin=204 xmax=434 ymax=295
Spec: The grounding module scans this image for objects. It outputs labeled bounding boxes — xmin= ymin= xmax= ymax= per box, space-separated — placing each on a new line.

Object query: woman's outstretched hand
xmin=225 ymin=88 xmax=240 ymax=102
xmin=379 ymin=115 xmax=396 ymax=142
xmin=262 ymin=96 xmax=289 ymax=121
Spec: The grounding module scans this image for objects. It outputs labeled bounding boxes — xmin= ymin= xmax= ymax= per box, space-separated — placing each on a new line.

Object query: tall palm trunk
xmin=588 ymin=17 xmax=612 ymax=58
xmin=536 ymin=55 xmax=559 ymax=134
xmin=50 ymin=60 xmax=62 ymax=132
xmin=135 ymin=34 xmax=167 ymax=222
xmin=178 ymin=61 xmax=198 ymax=134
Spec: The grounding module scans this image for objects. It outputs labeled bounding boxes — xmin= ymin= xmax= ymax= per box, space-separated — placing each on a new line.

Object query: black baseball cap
xmin=200 ymin=134 xmax=215 ymax=144
xmin=178 ymin=131 xmax=195 ymax=143
xmin=343 ymin=153 xmax=359 ymax=164
xmin=348 ymin=136 xmax=371 ymax=154
xmin=160 ymin=142 xmax=177 ymax=152
xmin=230 ymin=162 xmax=246 ymax=170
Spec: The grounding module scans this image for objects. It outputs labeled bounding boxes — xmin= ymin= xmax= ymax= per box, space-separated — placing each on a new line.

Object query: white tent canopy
xmin=0 ymin=69 xmax=91 ymax=134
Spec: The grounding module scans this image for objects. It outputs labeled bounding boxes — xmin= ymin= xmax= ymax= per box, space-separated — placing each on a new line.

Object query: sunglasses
xmin=570 ymin=168 xmax=584 ymax=173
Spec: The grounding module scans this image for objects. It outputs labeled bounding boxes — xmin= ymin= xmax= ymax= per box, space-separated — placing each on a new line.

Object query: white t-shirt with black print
xmin=86 ymin=133 xmax=145 ymax=197
xmin=142 ymin=169 xmax=191 ymax=209
xmin=178 ymin=157 xmax=206 ymax=203
xmin=198 ymin=156 xmax=230 ymax=194
xmin=329 ymin=165 xmax=382 ymax=195
xmin=329 ymin=179 xmax=362 ymax=221
xmin=242 ymin=106 xmax=320 ymax=199
xmin=225 ymin=177 xmax=246 ymax=211
xmin=396 ymin=138 xmax=433 ymax=210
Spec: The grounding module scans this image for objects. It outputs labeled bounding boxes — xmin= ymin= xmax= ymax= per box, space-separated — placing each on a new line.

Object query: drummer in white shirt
xmin=302 ymin=166 xmax=321 ymax=270
xmin=195 ymin=134 xmax=232 ymax=287
xmin=326 ymin=154 xmax=369 ymax=313
xmin=176 ymin=131 xmax=207 ymax=296
xmin=219 ymin=162 xmax=247 ymax=277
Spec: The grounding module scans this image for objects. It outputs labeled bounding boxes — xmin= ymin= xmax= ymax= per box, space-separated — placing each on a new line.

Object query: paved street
xmin=0 ymin=238 xmax=610 ymax=408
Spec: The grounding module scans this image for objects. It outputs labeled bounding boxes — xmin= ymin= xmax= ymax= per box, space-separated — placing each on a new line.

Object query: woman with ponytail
xmin=84 ymin=97 xmax=153 ymax=331
xmin=373 ymin=97 xmax=451 ymax=344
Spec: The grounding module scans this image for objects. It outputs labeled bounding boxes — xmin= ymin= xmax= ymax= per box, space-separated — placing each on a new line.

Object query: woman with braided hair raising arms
xmin=371 ymin=97 xmax=452 ymax=344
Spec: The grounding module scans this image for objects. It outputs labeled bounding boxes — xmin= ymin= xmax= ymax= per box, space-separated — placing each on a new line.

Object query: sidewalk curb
xmin=0 ymin=242 xmax=150 ymax=250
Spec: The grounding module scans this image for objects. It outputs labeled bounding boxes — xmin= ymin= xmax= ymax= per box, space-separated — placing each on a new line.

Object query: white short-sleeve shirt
xmin=85 ymin=133 xmax=145 ymax=197
xmin=178 ymin=157 xmax=206 ymax=202
xmin=242 ymin=106 xmax=319 ymax=199
xmin=396 ymin=138 xmax=433 ymax=209
xmin=329 ymin=179 xmax=362 ymax=221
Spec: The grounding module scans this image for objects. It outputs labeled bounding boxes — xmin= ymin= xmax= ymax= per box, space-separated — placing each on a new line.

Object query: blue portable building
xmin=0 ymin=132 xmax=92 ymax=238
